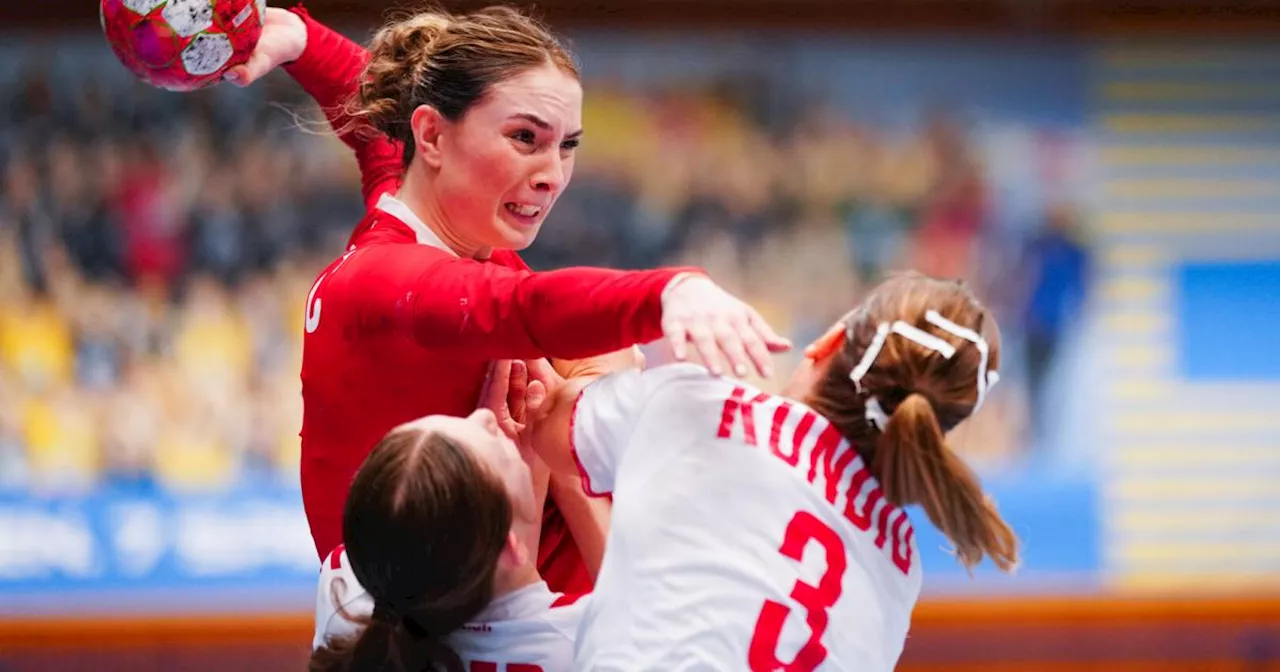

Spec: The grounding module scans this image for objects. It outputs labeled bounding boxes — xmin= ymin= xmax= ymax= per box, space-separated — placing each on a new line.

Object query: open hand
xmin=661 ymin=275 xmax=791 ymax=378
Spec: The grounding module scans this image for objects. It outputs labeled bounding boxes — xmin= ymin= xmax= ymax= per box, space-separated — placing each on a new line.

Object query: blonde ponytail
xmin=874 ymin=393 xmax=1018 ymax=571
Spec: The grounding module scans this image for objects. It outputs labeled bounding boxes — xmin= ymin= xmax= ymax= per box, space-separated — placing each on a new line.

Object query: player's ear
xmin=411 ymin=104 xmax=447 ymax=170
xmin=803 ymin=322 xmax=846 ymax=363
xmin=500 ymin=530 xmax=527 ymax=568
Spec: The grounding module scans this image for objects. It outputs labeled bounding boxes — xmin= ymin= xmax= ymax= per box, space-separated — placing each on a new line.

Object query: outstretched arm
xmin=313 ymin=240 xmax=787 ymax=376
xmin=320 ymin=243 xmax=694 ymax=361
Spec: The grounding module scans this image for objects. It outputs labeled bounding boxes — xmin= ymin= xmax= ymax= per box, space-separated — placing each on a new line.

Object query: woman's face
xmin=432 ymin=62 xmax=583 ymax=252
xmin=408 ymin=411 xmax=539 ymax=526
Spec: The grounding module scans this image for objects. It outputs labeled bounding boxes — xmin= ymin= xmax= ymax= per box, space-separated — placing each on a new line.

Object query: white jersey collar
xmin=375 ymin=193 xmax=458 ymax=257
xmin=471 ymin=581 xmax=558 ymax=624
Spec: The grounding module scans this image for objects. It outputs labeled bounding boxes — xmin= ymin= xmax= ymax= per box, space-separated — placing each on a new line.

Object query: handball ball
xmin=101 ymin=0 xmax=266 ymax=92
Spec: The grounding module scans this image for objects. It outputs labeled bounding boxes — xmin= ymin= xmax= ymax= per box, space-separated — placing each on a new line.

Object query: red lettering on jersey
xmin=806 ymin=424 xmax=855 ymax=504
xmin=791 ymin=411 xmax=816 ymax=458
xmin=843 ymin=467 xmax=878 ymax=532
xmin=767 ymin=402 xmax=803 ymax=467
xmin=717 ymin=387 xmax=918 ymax=577
xmin=329 ymin=544 xmax=345 ymax=570
xmin=718 ymin=386 xmax=770 ymax=446
xmin=470 ymin=663 xmax=497 ymax=672
xmin=508 ymin=666 xmax=544 ymax=672
xmin=874 ymin=495 xmax=893 ymax=549
xmin=890 ymin=510 xmax=915 ymax=575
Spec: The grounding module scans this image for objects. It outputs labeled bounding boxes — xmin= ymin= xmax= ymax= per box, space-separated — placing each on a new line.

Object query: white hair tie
xmin=923 ymin=310 xmax=1000 ymax=413
xmin=864 ymin=396 xmax=890 ymax=432
xmin=847 ymin=309 xmax=1000 ymax=428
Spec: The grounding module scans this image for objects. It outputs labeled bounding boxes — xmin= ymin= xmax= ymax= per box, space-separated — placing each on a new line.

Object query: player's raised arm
xmin=226 ymin=7 xmax=402 ymax=207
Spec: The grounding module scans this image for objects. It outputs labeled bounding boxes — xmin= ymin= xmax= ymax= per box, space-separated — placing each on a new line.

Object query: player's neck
xmin=492 ymin=561 xmax=541 ymax=599
xmin=491 ymin=518 xmax=544 ymax=598
xmin=397 ymin=171 xmax=493 ymax=260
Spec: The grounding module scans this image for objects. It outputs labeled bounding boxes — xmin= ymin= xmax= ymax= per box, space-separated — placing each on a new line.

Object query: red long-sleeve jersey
xmin=284 ymin=9 xmax=696 ymax=595
xmin=283 ymin=6 xmax=401 ymax=209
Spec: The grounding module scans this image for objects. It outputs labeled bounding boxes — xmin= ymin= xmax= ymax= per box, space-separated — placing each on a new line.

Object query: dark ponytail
xmin=311 ymin=427 xmax=513 ymax=671
xmin=309 ymin=613 xmax=465 ymax=672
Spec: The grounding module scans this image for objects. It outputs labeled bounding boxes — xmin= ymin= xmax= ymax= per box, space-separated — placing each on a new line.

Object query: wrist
xmin=282 ymin=7 xmax=310 ymax=64
xmin=660 ymin=271 xmax=707 ymax=306
xmin=549 ymin=470 xmax=589 ymax=496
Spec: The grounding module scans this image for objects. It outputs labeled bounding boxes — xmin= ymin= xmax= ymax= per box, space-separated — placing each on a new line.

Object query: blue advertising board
xmin=0 ymin=474 xmax=1100 ymax=615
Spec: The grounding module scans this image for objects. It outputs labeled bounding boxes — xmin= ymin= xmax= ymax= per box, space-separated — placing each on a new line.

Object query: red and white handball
xmin=100 ymin=0 xmax=266 ymax=92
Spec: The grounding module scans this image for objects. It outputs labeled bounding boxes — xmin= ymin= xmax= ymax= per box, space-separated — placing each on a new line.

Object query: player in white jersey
xmin=526 ymin=272 xmax=1020 ymax=671
xmin=309 ymin=361 xmax=600 ymax=672
xmin=313 ymin=543 xmax=585 ymax=671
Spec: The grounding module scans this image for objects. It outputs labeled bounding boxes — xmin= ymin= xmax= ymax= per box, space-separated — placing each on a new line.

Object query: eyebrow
xmin=510 ymin=112 xmax=583 ymax=139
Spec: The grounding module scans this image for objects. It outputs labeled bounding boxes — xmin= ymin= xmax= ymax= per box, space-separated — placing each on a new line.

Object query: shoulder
xmin=489 ymin=249 xmax=531 ymax=271
xmin=316 ymin=241 xmax=456 ymax=297
xmin=550 ymin=591 xmax=588 ymax=608
xmin=635 ymin=363 xmax=745 ymax=407
xmin=317 ymin=545 xmax=369 ymax=607
xmin=642 ymin=362 xmax=720 ymax=386
xmin=543 ymin=592 xmax=589 ymax=639
xmin=579 ymin=363 xmax=736 ymax=415
xmin=593 ymin=363 xmax=714 ymax=394
xmin=313 ymin=545 xmax=373 ymax=650
xmin=452 ymin=598 xmax=584 ymax=663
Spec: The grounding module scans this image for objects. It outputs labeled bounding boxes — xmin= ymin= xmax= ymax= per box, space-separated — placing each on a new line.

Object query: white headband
xmin=848 ymin=310 xmax=1000 ymax=431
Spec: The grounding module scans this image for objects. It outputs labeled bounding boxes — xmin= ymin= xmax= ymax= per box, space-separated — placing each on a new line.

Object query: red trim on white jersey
xmin=569 ymin=388 xmax=610 ymax=498
xmin=551 ymin=591 xmax=587 ymax=608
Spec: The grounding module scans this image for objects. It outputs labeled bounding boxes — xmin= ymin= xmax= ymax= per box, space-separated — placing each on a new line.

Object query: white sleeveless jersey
xmin=314 ymin=546 xmax=585 ymax=671
xmin=570 ymin=364 xmax=923 ymax=671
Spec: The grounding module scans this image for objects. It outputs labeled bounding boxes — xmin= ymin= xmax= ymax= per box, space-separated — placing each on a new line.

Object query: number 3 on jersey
xmin=747 ymin=511 xmax=847 ymax=672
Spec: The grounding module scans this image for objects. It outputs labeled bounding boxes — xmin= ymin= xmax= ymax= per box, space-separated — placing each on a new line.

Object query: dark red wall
xmin=10 ymin=0 xmax=1280 ymax=31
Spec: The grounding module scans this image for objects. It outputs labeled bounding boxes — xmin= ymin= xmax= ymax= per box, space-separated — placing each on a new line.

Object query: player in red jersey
xmin=308 ymin=360 xmax=594 ymax=672
xmin=227 ymin=5 xmax=790 ymax=595
xmin=525 ymin=273 xmax=1019 ymax=671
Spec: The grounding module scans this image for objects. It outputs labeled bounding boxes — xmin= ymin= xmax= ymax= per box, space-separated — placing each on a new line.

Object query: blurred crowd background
xmin=0 ymin=35 xmax=1090 ymax=497
xmin=5 ymin=1 xmax=1280 ymax=670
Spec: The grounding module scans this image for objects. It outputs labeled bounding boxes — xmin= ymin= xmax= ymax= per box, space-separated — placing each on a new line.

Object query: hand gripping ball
xmin=101 ymin=0 xmax=266 ymax=91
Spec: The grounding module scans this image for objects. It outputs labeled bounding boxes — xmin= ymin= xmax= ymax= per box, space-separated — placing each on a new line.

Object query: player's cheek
xmin=561 ymin=155 xmax=576 ymax=188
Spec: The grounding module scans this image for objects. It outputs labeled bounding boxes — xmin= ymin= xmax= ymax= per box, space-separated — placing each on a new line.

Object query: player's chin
xmin=492 ymin=215 xmax=543 ymax=251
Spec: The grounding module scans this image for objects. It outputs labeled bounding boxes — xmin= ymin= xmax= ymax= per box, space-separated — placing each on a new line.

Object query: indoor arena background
xmin=2 ymin=0 xmax=1279 ymax=669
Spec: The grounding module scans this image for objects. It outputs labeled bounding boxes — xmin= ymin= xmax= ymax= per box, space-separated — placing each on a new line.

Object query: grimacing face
xmin=432 ymin=62 xmax=583 ymax=251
